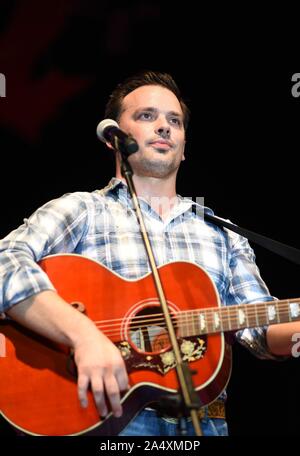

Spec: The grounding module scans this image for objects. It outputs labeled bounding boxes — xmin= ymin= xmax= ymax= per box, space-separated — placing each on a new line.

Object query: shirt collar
xmin=98 ymin=177 xmax=214 ymax=222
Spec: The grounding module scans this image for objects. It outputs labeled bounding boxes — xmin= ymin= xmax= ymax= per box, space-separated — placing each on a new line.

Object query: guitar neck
xmin=179 ymin=298 xmax=300 ymax=337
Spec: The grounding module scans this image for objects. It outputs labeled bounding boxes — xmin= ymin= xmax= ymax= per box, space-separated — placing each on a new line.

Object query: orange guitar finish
xmin=0 ymin=255 xmax=231 ymax=435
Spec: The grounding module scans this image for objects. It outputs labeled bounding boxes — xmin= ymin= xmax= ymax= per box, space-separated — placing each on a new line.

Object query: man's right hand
xmin=74 ymin=327 xmax=129 ymax=418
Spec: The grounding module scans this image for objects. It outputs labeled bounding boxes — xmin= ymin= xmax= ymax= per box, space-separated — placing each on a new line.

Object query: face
xmin=118 ymin=85 xmax=186 ymax=179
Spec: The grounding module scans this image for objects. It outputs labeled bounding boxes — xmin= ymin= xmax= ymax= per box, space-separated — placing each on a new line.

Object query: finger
xmin=116 ymin=368 xmax=130 ymax=392
xmin=90 ymin=376 xmax=107 ymax=417
xmin=104 ymin=375 xmax=122 ymax=417
xmin=77 ymin=373 xmax=89 ymax=408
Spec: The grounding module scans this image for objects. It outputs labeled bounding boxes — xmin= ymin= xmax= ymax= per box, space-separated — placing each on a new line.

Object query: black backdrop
xmin=1 ymin=0 xmax=300 ymax=436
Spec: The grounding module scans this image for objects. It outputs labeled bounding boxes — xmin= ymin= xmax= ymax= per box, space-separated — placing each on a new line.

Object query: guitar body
xmin=0 ymin=254 xmax=231 ymax=435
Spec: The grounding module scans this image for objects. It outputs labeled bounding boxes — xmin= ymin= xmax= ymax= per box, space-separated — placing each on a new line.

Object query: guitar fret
xmin=282 ymin=301 xmax=290 ymax=323
xmin=192 ymin=310 xmax=197 ymax=336
xmin=229 ymin=306 xmax=239 ymax=331
xmin=183 ymin=310 xmax=201 ymax=337
xmin=247 ymin=305 xmax=258 ymax=327
xmin=178 ymin=312 xmax=184 ymax=337
xmin=277 ymin=300 xmax=288 ymax=324
xmin=256 ymin=302 xmax=268 ymax=326
xmin=186 ymin=310 xmax=192 ymax=337
xmin=220 ymin=307 xmax=231 ymax=332
xmin=187 ymin=310 xmax=192 ymax=336
xmin=205 ymin=309 xmax=215 ymax=334
xmin=276 ymin=299 xmax=298 ymax=323
xmin=182 ymin=310 xmax=189 ymax=337
xmin=255 ymin=305 xmax=259 ymax=326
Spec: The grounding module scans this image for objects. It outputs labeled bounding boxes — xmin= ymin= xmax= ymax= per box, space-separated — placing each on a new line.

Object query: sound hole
xmin=129 ymin=305 xmax=176 ymax=354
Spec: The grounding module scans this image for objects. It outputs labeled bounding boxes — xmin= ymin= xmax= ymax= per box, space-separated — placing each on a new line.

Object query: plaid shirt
xmin=0 ymin=178 xmax=277 ymax=365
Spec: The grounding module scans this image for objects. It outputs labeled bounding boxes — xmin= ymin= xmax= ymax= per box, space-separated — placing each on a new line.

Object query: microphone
xmin=96 ymin=119 xmax=139 ymax=156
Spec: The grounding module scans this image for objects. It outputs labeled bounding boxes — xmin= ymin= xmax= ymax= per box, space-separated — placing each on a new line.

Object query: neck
xmin=115 ymin=167 xmax=178 ymax=220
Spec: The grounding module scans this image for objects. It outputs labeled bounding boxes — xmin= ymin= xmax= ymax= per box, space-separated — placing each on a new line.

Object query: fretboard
xmin=179 ymin=298 xmax=300 ymax=337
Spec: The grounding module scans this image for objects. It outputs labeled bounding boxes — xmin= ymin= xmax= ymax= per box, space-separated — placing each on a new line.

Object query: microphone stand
xmin=116 ymin=143 xmax=203 ymax=437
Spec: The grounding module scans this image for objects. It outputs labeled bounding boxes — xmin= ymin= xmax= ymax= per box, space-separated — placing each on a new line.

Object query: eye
xmin=138 ymin=112 xmax=153 ymax=120
xmin=169 ymin=117 xmax=182 ymax=126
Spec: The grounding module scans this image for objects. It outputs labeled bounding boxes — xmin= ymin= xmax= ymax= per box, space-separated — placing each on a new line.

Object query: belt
xmin=146 ymin=400 xmax=225 ymax=420
xmin=199 ymin=400 xmax=225 ymax=419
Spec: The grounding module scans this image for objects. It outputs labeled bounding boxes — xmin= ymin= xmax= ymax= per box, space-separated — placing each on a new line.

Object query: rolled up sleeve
xmin=0 ymin=193 xmax=91 ymax=312
xmin=224 ymin=228 xmax=285 ymax=361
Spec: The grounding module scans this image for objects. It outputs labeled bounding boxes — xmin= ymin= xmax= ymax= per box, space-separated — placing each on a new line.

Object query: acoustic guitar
xmin=0 ymin=254 xmax=299 ymax=435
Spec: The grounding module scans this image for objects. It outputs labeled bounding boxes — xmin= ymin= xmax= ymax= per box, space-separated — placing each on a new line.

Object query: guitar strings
xmin=94 ymin=299 xmax=300 ymax=325
xmin=92 ymin=299 xmax=296 ymax=327
xmin=92 ymin=298 xmax=296 ymax=327
xmin=89 ymin=300 xmax=296 ymax=339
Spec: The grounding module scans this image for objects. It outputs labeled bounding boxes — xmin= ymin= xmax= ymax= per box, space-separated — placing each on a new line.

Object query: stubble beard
xmin=129 ymin=148 xmax=180 ymax=179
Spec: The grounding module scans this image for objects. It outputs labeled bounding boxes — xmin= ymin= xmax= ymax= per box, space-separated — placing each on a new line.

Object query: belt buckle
xmin=198 ymin=401 xmax=226 ymax=420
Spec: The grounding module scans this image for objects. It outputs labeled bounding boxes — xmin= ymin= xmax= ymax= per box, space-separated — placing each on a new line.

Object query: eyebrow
xmin=133 ymin=107 xmax=183 ymax=118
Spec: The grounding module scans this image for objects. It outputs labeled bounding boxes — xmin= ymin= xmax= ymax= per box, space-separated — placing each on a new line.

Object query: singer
xmin=0 ymin=71 xmax=295 ymax=437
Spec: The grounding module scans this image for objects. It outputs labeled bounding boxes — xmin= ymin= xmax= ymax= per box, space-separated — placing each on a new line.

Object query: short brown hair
xmin=104 ymin=70 xmax=190 ymax=129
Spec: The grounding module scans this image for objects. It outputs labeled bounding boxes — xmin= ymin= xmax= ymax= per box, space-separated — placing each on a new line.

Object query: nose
xmin=155 ymin=125 xmax=171 ymax=140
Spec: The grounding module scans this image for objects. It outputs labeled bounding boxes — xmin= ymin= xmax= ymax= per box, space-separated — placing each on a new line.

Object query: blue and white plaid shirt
xmin=0 ymin=178 xmax=277 ymax=367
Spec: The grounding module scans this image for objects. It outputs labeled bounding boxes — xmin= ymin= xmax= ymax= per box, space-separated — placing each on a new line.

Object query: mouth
xmin=149 ymin=140 xmax=173 ymax=150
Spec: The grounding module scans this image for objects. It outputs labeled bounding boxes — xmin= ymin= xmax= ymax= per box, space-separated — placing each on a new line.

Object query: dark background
xmin=1 ymin=0 xmax=300 ymax=436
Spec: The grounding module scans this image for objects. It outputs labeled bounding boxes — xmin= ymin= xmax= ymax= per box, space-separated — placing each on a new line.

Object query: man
xmin=0 ymin=71 xmax=295 ymax=436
